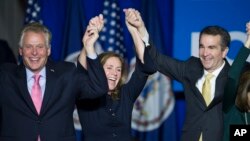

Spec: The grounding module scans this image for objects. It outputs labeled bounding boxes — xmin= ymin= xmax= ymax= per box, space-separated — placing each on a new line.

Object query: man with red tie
xmin=0 ymin=21 xmax=108 ymax=141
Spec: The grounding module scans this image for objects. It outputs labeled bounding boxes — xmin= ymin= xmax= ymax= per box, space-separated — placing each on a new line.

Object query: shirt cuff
xmin=87 ymin=53 xmax=97 ymax=59
xmin=141 ymin=31 xmax=150 ymax=47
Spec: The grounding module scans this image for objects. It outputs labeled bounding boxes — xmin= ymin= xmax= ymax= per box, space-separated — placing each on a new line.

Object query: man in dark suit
xmin=0 ymin=39 xmax=17 ymax=64
xmin=0 ymin=21 xmax=108 ymax=141
xmin=126 ymin=10 xmax=230 ymax=141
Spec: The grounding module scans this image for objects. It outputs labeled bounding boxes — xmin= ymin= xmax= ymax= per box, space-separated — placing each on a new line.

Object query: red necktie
xmin=31 ymin=74 xmax=42 ymax=141
xmin=31 ymin=74 xmax=42 ymax=114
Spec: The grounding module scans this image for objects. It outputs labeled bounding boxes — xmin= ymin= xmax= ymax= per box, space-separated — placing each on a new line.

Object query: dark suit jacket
xmin=146 ymin=45 xmax=230 ymax=141
xmin=0 ymin=39 xmax=16 ymax=65
xmin=0 ymin=58 xmax=108 ymax=141
xmin=76 ymin=56 xmax=154 ymax=141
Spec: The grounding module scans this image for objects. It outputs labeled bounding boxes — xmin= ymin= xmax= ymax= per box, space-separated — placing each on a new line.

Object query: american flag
xmin=25 ymin=0 xmax=43 ymax=24
xmin=98 ymin=0 xmax=126 ymax=58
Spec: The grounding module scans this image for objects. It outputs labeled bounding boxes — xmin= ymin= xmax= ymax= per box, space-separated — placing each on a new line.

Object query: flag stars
xmin=108 ymin=47 xmax=114 ymax=51
xmin=115 ymin=50 xmax=120 ymax=54
xmin=119 ymin=46 xmax=124 ymax=51
xmin=111 ymin=3 xmax=117 ymax=9
xmin=111 ymin=12 xmax=116 ymax=17
xmin=103 ymin=9 xmax=108 ymax=15
xmin=110 ymin=20 xmax=116 ymax=26
xmin=122 ymin=48 xmax=126 ymax=53
xmin=99 ymin=0 xmax=126 ymax=56
xmin=32 ymin=12 xmax=37 ymax=18
xmin=34 ymin=4 xmax=40 ymax=12
xmin=109 ymin=29 xmax=115 ymax=35
xmin=100 ymin=35 xmax=106 ymax=41
xmin=104 ymin=1 xmax=109 ymax=6
xmin=26 ymin=8 xmax=31 ymax=13
xmin=103 ymin=27 xmax=107 ymax=32
xmin=109 ymin=38 xmax=115 ymax=44
xmin=119 ymin=36 xmax=124 ymax=41
xmin=25 ymin=0 xmax=43 ymax=24
xmin=28 ymin=0 xmax=33 ymax=5
xmin=116 ymin=41 xmax=120 ymax=46
xmin=116 ymin=32 xmax=120 ymax=37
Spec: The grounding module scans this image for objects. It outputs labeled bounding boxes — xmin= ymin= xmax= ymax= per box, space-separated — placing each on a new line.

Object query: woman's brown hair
xmin=236 ymin=71 xmax=250 ymax=112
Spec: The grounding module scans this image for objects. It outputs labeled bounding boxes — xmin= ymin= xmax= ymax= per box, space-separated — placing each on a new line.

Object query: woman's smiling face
xmin=103 ymin=56 xmax=122 ymax=91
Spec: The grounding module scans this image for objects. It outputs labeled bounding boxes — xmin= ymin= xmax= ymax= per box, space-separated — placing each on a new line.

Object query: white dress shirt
xmin=26 ymin=67 xmax=46 ymax=98
xmin=196 ymin=61 xmax=225 ymax=100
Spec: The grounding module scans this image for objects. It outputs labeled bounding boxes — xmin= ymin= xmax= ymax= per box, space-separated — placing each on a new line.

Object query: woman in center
xmin=76 ymin=9 xmax=155 ymax=141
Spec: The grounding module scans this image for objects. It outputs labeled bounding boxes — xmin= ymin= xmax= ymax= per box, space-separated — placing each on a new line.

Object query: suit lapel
xmin=189 ymin=66 xmax=208 ymax=109
xmin=208 ymin=60 xmax=230 ymax=108
xmin=16 ymin=64 xmax=38 ymax=116
xmin=40 ymin=61 xmax=57 ymax=115
xmin=185 ymin=59 xmax=207 ymax=108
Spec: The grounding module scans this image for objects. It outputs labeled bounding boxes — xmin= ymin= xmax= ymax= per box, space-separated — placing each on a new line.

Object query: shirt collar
xmin=203 ymin=60 xmax=225 ymax=78
xmin=26 ymin=67 xmax=46 ymax=80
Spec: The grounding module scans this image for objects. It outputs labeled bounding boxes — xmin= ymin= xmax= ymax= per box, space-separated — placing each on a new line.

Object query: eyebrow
xmin=105 ymin=64 xmax=122 ymax=68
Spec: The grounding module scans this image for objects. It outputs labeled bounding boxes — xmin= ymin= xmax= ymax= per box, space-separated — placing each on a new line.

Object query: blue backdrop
xmin=25 ymin=0 xmax=250 ymax=141
xmin=173 ymin=0 xmax=250 ymax=91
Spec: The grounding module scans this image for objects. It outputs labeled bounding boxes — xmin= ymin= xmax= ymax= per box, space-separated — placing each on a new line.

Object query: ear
xmin=222 ymin=47 xmax=229 ymax=58
xmin=47 ymin=47 xmax=51 ymax=56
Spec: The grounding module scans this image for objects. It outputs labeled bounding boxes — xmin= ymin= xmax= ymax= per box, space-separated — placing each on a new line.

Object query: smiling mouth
xmin=108 ymin=77 xmax=117 ymax=81
xmin=30 ymin=57 xmax=40 ymax=61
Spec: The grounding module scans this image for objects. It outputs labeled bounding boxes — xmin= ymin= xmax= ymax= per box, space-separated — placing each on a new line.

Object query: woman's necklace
xmin=245 ymin=112 xmax=248 ymax=125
